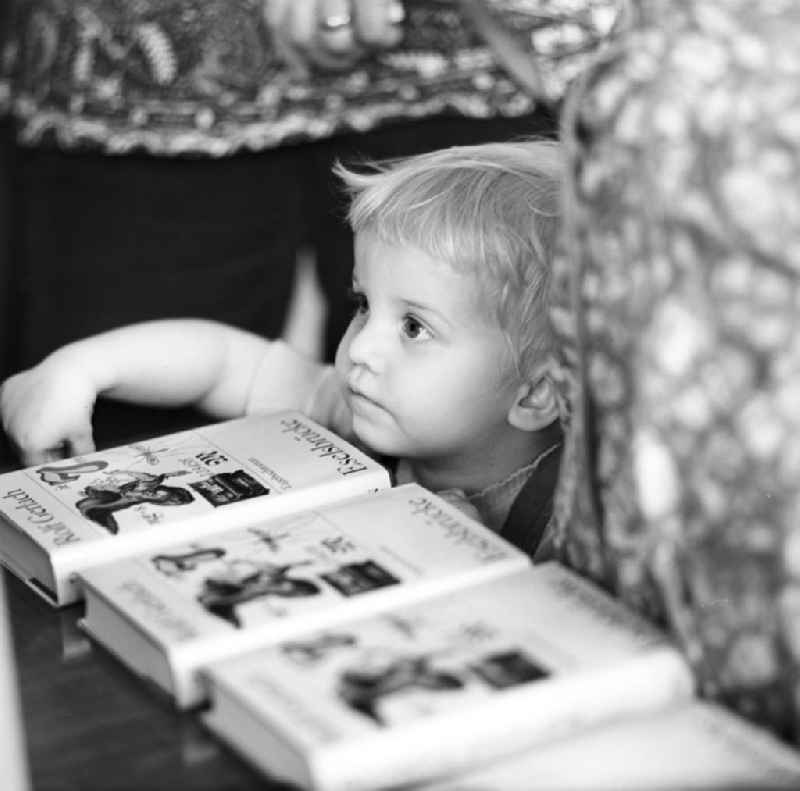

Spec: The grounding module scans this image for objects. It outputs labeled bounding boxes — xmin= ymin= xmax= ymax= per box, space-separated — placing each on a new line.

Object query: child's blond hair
xmin=334 ymin=139 xmax=562 ymax=378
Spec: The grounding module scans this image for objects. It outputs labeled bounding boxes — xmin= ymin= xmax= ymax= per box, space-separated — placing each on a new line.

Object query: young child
xmin=0 ymin=140 xmax=565 ymax=559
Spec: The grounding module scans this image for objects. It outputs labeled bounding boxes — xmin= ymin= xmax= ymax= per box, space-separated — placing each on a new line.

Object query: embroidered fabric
xmin=0 ymin=0 xmax=623 ymax=155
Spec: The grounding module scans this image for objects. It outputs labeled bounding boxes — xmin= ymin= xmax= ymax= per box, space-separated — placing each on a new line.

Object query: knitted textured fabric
xmin=551 ymin=0 xmax=800 ymax=740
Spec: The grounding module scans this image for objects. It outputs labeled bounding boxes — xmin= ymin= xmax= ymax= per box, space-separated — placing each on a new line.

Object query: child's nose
xmin=347 ymin=317 xmax=385 ymax=371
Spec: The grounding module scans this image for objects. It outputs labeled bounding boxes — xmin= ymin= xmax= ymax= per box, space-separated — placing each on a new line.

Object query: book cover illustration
xmin=219 ymin=576 xmax=574 ymax=737
xmin=295 ymin=616 xmax=550 ymax=729
xmin=146 ymin=513 xmax=405 ymax=630
xmin=6 ymin=432 xmax=269 ymax=539
xmin=201 ymin=565 xmax=694 ymax=790
xmin=0 ymin=412 xmax=385 ymax=553
xmin=205 ymin=562 xmax=693 ymax=733
xmin=77 ymin=484 xmax=528 ymax=705
xmin=0 ymin=412 xmax=389 ymax=607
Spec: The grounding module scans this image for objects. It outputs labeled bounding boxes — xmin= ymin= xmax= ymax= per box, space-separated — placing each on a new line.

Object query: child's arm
xmin=0 ymin=319 xmax=271 ymax=465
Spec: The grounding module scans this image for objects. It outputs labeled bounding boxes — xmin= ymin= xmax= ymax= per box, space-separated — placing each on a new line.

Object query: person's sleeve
xmin=244 ymin=340 xmax=353 ymax=438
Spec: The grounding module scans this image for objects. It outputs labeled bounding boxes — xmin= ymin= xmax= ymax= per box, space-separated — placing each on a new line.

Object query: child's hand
xmin=0 ymin=356 xmax=98 ymax=466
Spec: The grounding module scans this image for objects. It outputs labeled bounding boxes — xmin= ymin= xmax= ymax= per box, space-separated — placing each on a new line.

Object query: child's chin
xmin=351 ymin=420 xmax=404 ymax=458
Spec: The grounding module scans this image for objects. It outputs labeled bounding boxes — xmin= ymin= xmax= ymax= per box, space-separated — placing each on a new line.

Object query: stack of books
xmin=1 ymin=411 xmax=798 ymax=790
xmin=0 ymin=410 xmax=389 ymax=606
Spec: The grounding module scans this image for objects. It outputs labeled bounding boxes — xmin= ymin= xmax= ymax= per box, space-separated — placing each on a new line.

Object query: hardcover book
xmin=0 ymin=411 xmax=389 ymax=606
xmin=425 ymin=701 xmax=800 ymax=790
xmin=76 ymin=483 xmax=531 ymax=708
xmin=200 ymin=561 xmax=695 ymax=791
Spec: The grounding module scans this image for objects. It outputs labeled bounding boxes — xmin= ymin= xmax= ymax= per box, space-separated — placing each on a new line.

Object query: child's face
xmin=334 ymin=232 xmax=521 ymax=464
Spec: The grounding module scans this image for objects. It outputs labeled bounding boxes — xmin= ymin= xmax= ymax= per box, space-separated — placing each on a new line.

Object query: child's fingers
xmin=14 ymin=431 xmax=72 ymax=465
xmin=67 ymin=431 xmax=96 ymax=459
xmin=12 ymin=422 xmax=93 ymax=467
xmin=20 ymin=445 xmax=64 ymax=467
xmin=39 ymin=445 xmax=70 ymax=464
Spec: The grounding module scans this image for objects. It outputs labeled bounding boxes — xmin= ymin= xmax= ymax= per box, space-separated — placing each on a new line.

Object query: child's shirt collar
xmin=394 ymin=441 xmax=561 ymax=534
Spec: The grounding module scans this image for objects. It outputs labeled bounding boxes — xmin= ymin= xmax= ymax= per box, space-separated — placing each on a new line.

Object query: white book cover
xmin=0 ymin=411 xmax=389 ymax=606
xmin=77 ymin=483 xmax=531 ymax=708
xmin=425 ymin=701 xmax=800 ymax=790
xmin=201 ymin=562 xmax=695 ymax=791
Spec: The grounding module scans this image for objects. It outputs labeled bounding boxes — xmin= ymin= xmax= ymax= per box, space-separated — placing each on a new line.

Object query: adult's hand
xmin=264 ymin=0 xmax=405 ymax=73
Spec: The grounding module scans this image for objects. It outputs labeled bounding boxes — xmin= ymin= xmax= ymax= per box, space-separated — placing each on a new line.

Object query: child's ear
xmin=507 ymin=374 xmax=559 ymax=432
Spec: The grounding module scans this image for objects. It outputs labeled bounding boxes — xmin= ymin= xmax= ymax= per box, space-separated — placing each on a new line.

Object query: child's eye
xmin=401 ymin=315 xmax=432 ymax=341
xmin=347 ymin=288 xmax=368 ymax=317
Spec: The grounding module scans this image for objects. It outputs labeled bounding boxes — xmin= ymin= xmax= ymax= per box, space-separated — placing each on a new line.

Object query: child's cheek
xmin=333 ymin=329 xmax=355 ymax=376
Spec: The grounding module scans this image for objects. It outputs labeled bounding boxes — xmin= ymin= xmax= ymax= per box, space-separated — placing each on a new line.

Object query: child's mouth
xmin=347 ymin=386 xmax=384 ymax=413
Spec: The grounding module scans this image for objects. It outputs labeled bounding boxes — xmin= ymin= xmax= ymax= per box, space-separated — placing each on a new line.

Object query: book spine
xmin=0 ymin=512 xmax=61 ymax=604
xmin=313 ymin=647 xmax=695 ymax=791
